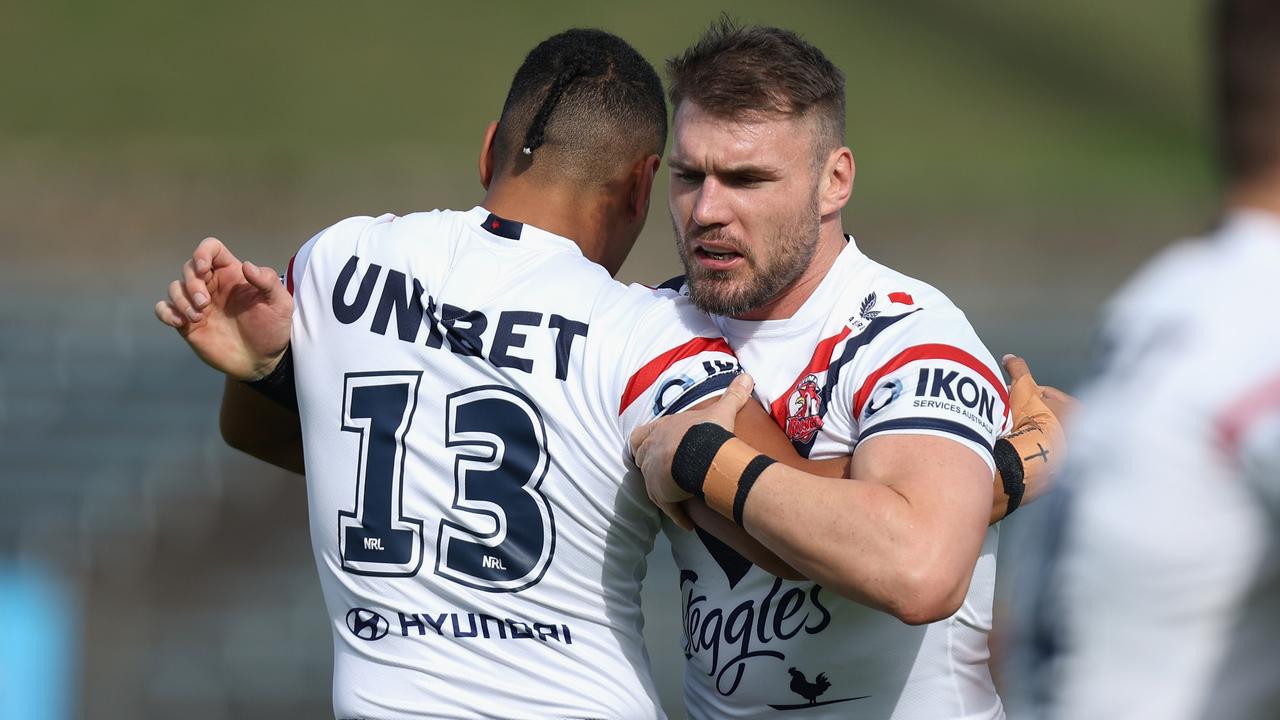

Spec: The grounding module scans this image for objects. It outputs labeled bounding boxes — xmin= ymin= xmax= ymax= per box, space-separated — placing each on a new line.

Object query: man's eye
xmin=674 ymin=171 xmax=703 ymax=184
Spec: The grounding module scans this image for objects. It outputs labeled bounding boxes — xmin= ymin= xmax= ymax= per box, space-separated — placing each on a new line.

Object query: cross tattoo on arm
xmin=1023 ymin=442 xmax=1050 ymax=464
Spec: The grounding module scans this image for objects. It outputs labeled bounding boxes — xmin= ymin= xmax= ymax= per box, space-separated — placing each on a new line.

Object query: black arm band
xmin=670 ymin=423 xmax=735 ymax=496
xmin=732 ymin=455 xmax=776 ymax=526
xmin=993 ymin=437 xmax=1026 ymax=517
xmin=245 ymin=344 xmax=298 ymax=411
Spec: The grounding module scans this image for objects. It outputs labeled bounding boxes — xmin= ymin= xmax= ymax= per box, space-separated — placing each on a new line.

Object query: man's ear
xmin=629 ymin=153 xmax=661 ymax=221
xmin=479 ymin=120 xmax=499 ymax=189
xmin=819 ymin=146 xmax=855 ymax=216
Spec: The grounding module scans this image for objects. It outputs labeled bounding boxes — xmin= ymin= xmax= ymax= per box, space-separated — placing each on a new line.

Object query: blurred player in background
xmin=1007 ymin=1 xmax=1280 ymax=717
xmin=629 ymin=21 xmax=1067 ymax=719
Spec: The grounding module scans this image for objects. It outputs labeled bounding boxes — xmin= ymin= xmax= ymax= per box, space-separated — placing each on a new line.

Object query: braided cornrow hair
xmin=521 ymin=55 xmax=597 ymax=156
xmin=491 ymin=29 xmax=667 ymax=179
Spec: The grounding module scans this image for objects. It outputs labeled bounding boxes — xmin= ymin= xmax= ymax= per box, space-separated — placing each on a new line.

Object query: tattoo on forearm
xmin=1023 ymin=442 xmax=1050 ymax=464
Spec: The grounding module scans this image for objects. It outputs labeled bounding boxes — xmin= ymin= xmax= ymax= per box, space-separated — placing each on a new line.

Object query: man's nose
xmin=691 ymin=178 xmax=731 ymax=228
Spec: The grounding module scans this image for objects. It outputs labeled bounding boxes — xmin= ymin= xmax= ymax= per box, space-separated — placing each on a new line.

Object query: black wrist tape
xmin=993 ymin=437 xmax=1026 ymax=517
xmin=670 ymin=423 xmax=734 ymax=496
xmin=670 ymin=423 xmax=777 ymax=526
xmin=732 ymin=455 xmax=776 ymax=526
xmin=245 ymin=344 xmax=298 ymax=411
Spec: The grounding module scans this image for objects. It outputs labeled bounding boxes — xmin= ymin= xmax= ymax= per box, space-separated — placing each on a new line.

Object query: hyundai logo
xmin=346 ymin=607 xmax=389 ymax=641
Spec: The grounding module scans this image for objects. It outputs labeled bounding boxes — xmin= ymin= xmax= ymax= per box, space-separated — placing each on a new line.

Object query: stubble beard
xmin=674 ymin=193 xmax=821 ymax=318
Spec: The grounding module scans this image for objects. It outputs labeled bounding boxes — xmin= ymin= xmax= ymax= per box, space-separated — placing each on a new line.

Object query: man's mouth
xmin=692 ymin=244 xmax=745 ymax=271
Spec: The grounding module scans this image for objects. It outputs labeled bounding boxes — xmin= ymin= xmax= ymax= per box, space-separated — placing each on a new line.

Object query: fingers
xmin=241 ymin=261 xmax=281 ymax=295
xmin=658 ymin=499 xmax=694 ymax=532
xmin=167 ymin=279 xmax=203 ymax=323
xmin=1002 ymin=354 xmax=1032 ymax=385
xmin=193 ymin=237 xmax=239 ymax=274
xmin=726 ymin=372 xmax=755 ymax=400
xmin=182 ymin=259 xmax=210 ymax=311
xmin=713 ymin=373 xmax=755 ymax=424
xmin=154 ymin=300 xmax=187 ymax=330
xmin=1040 ymin=385 xmax=1079 ymax=427
xmin=629 ymin=423 xmax=653 ymax=457
xmin=1041 ymin=386 xmax=1073 ymax=403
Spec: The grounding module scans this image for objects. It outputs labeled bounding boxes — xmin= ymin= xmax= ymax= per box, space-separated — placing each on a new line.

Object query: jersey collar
xmin=467 ymin=206 xmax=583 ymax=256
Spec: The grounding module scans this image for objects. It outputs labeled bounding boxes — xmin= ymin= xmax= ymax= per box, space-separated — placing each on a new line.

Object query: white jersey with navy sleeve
xmin=286 ymin=207 xmax=740 ymax=719
xmin=1039 ymin=211 xmax=1280 ymax=720
xmin=661 ymin=238 xmax=1010 ymax=719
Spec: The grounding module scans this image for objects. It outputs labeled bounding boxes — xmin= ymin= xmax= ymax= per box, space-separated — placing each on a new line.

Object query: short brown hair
xmin=1215 ymin=0 xmax=1280 ymax=183
xmin=667 ymin=19 xmax=846 ymax=155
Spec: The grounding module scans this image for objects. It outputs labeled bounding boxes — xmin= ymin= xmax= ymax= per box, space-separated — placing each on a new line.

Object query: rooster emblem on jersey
xmin=788 ymin=667 xmax=831 ymax=706
xmin=784 ymin=374 xmax=824 ymax=444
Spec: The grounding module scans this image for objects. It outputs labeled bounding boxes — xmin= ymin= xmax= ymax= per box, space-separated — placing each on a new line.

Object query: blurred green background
xmin=0 ymin=1 xmax=1214 ymax=718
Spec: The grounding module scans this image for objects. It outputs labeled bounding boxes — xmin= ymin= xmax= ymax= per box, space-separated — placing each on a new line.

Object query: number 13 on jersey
xmin=338 ymin=372 xmax=555 ymax=592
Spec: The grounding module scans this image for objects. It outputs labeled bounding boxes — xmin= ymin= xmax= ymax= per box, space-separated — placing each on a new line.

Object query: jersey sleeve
xmin=613 ymin=291 xmax=741 ymax=440
xmin=286 ymin=214 xmax=382 ymax=295
xmin=846 ymin=308 xmax=1009 ymax=473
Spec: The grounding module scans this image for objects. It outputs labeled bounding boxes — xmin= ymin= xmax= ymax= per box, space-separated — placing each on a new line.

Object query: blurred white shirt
xmin=1039 ymin=210 xmax=1280 ymax=720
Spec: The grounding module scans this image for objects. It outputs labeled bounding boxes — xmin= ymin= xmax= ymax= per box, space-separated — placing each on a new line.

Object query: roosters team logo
xmin=784 ymin=374 xmax=824 ymax=444
xmin=768 ymin=666 xmax=869 ymax=711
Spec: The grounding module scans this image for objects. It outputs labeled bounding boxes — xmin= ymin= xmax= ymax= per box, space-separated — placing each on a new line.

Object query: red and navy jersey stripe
xmin=852 ymin=342 xmax=1009 ymax=455
xmin=858 ymin=417 xmax=996 ymax=453
xmin=618 ymin=336 xmax=735 ymax=415
xmin=851 ymin=343 xmax=1010 ymax=422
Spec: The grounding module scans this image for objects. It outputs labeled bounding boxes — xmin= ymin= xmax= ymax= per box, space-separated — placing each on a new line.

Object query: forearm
xmin=740 ymin=464 xmax=983 ymax=623
xmin=670 ymin=426 xmax=991 ymax=623
xmin=701 ymin=443 xmax=988 ymax=599
xmin=220 ymin=377 xmax=305 ymax=474
xmin=988 ymin=427 xmax=1060 ymax=523
xmin=685 ymin=447 xmax=846 ymax=581
xmin=684 ymin=498 xmax=805 ymax=580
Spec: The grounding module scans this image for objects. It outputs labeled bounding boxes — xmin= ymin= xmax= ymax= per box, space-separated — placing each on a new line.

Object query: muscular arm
xmin=680 ymin=397 xmax=993 ymax=620
xmin=688 ymin=391 xmax=1024 ymax=583
xmin=739 ymin=434 xmax=992 ymax=623
xmin=631 ymin=373 xmax=1047 ymax=624
xmin=220 ymin=378 xmax=305 ymax=474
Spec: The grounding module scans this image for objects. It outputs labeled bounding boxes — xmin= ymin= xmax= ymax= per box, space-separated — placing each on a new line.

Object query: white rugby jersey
xmin=286 ymin=207 xmax=741 ymax=719
xmin=660 ymin=238 xmax=1011 ymax=719
xmin=1041 ymin=210 xmax=1280 ymax=720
